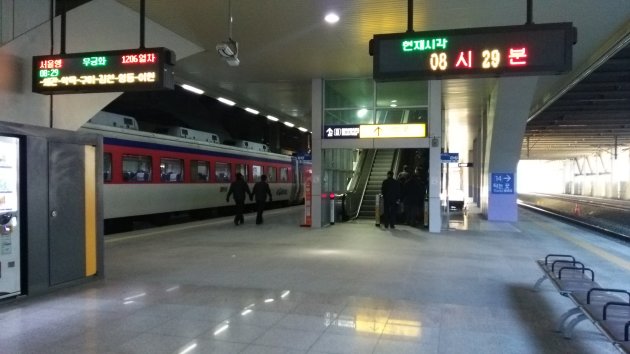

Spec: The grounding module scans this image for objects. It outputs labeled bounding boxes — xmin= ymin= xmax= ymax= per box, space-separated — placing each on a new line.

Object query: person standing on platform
xmin=381 ymin=170 xmax=401 ymax=229
xmin=251 ymin=174 xmax=273 ymax=225
xmin=403 ymin=171 xmax=422 ymax=226
xmin=226 ymin=172 xmax=251 ymax=225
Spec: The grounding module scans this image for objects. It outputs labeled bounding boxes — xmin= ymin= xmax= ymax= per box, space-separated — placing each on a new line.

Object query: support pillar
xmin=483 ymin=77 xmax=538 ymax=221
xmin=311 ymin=78 xmax=323 ymax=228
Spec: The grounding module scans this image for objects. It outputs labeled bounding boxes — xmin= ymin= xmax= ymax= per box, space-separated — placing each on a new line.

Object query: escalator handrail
xmin=353 ymin=149 xmax=378 ymax=219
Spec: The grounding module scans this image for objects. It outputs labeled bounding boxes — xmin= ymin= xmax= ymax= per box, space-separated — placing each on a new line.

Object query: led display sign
xmin=33 ymin=47 xmax=175 ymax=94
xmin=371 ymin=23 xmax=576 ymax=80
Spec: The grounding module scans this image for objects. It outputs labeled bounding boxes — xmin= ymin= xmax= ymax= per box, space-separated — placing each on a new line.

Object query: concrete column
xmin=428 ymin=80 xmax=442 ymax=232
xmin=483 ymin=76 xmax=538 ymax=221
xmin=311 ymin=78 xmax=323 ymax=228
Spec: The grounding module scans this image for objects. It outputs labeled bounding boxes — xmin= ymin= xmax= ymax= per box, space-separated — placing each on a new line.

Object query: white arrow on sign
xmin=326 ymin=128 xmax=333 ymax=137
xmin=504 ymin=175 xmax=512 ymax=182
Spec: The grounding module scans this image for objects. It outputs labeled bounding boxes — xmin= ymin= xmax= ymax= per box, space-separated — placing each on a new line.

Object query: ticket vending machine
xmin=0 ymin=136 xmax=21 ymax=300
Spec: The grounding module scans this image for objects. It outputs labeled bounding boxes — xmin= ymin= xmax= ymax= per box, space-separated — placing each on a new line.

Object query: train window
xmin=160 ymin=158 xmax=183 ymax=182
xmin=103 ymin=153 xmax=112 ymax=182
xmin=252 ymin=165 xmax=263 ymax=182
xmin=236 ymin=163 xmax=248 ymax=181
xmin=267 ymin=166 xmax=277 ymax=182
xmin=191 ymin=160 xmax=209 ymax=182
xmin=215 ymin=162 xmax=231 ymax=182
xmin=280 ymin=167 xmax=289 ymax=182
xmin=122 ymin=155 xmax=152 ymax=182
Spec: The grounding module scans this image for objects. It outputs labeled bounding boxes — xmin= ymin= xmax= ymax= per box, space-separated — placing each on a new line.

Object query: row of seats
xmin=534 ymin=254 xmax=630 ymax=353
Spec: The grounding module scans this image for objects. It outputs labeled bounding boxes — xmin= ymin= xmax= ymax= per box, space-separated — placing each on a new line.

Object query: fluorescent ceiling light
xmin=390 ymin=103 xmax=398 ymax=107
xmin=181 ymin=84 xmax=204 ymax=95
xmin=298 ymin=127 xmax=308 ymax=132
xmin=217 ymin=97 xmax=236 ymax=106
xmin=266 ymin=115 xmax=279 ymax=121
xmin=324 ymin=13 xmax=339 ymax=24
xmin=357 ymin=108 xmax=368 ymax=118
xmin=284 ymin=121 xmax=295 ymax=127
xmin=244 ymin=107 xmax=259 ymax=115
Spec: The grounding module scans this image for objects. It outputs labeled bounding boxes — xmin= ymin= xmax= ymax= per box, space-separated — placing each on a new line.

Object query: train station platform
xmin=1 ymin=207 xmax=629 ymax=354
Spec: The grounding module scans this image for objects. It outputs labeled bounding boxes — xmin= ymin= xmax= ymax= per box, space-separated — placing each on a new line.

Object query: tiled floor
xmin=1 ymin=206 xmax=629 ymax=353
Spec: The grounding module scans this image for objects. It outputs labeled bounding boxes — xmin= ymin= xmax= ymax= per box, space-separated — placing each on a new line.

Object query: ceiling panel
xmin=115 ymin=0 xmax=630 ymax=161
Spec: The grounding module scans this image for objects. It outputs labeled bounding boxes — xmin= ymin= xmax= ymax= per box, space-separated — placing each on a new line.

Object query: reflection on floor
xmin=0 ymin=206 xmax=626 ymax=353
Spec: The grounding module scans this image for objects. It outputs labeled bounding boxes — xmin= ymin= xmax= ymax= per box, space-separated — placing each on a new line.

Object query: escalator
xmin=357 ymin=149 xmax=397 ymax=219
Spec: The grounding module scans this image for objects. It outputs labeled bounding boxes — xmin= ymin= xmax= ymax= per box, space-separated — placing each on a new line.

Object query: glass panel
xmin=122 ymin=155 xmax=152 ymax=182
xmin=215 ymin=162 xmax=231 ymax=182
xmin=267 ymin=166 xmax=277 ymax=182
xmin=191 ymin=160 xmax=209 ymax=182
xmin=252 ymin=165 xmax=263 ymax=182
xmin=103 ymin=153 xmax=112 ymax=182
xmin=374 ymin=108 xmax=428 ymax=125
xmin=324 ymin=78 xmax=373 ymax=109
xmin=236 ymin=164 xmax=248 ymax=181
xmin=376 ymin=81 xmax=428 ymax=107
xmin=160 ymin=158 xmax=183 ymax=182
xmin=280 ymin=167 xmax=289 ymax=182
xmin=324 ymin=109 xmax=374 ymax=126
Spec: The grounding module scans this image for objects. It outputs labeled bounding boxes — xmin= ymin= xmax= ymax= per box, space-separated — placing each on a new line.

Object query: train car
xmin=80 ymin=113 xmax=308 ymax=230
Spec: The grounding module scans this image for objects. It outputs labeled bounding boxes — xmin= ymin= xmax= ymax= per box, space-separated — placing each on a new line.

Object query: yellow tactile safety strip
xmin=537 ymin=221 xmax=630 ymax=272
xmin=84 ymin=145 xmax=97 ymax=276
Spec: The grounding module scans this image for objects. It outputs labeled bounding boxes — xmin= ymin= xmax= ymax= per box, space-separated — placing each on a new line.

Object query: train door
xmin=48 ymin=142 xmax=86 ymax=285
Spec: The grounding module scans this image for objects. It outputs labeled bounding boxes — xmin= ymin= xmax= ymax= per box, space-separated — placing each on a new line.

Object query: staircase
xmin=357 ymin=149 xmax=395 ymax=219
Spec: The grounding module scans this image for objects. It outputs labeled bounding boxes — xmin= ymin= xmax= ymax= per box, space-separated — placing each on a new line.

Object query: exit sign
xmin=370 ymin=23 xmax=576 ymax=80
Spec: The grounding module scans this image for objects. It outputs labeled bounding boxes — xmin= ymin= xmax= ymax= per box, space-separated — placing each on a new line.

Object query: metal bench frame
xmin=534 ymin=254 xmax=630 ymax=353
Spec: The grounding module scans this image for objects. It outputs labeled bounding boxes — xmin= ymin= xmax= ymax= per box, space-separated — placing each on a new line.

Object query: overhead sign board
xmin=33 ymin=47 xmax=175 ymax=94
xmin=441 ymin=153 xmax=459 ymax=162
xmin=370 ymin=22 xmax=576 ymax=80
xmin=323 ymin=124 xmax=426 ymax=139
xmin=359 ymin=123 xmax=426 ymax=138
xmin=324 ymin=125 xmax=361 ymax=139
xmin=491 ymin=173 xmax=514 ymax=194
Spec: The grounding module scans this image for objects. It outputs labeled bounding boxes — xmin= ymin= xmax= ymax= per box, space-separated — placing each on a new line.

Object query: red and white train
xmin=80 ymin=112 xmax=309 ymax=228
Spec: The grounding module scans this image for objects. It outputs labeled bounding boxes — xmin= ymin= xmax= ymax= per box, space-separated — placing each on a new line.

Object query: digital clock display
xmin=371 ymin=23 xmax=576 ymax=80
xmin=32 ymin=47 xmax=175 ymax=94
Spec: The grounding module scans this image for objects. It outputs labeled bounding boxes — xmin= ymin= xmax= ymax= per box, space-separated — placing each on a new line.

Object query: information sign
xmin=323 ymin=125 xmax=361 ymax=139
xmin=441 ymin=153 xmax=459 ymax=162
xmin=359 ymin=123 xmax=426 ymax=138
xmin=33 ymin=47 xmax=175 ymax=94
xmin=371 ymin=23 xmax=576 ymax=80
xmin=491 ymin=173 xmax=514 ymax=194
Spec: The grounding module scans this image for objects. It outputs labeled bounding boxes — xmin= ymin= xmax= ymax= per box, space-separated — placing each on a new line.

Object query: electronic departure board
xmin=371 ymin=23 xmax=576 ymax=81
xmin=33 ymin=47 xmax=175 ymax=94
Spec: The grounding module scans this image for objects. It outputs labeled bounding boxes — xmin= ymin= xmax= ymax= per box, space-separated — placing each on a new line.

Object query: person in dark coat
xmin=251 ymin=174 xmax=273 ymax=224
xmin=381 ymin=170 xmax=401 ymax=229
xmin=226 ymin=172 xmax=251 ymax=225
xmin=403 ymin=172 xmax=423 ymax=226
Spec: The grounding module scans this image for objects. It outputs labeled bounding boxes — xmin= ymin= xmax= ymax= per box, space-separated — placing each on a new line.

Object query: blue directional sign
xmin=440 ymin=153 xmax=459 ymax=162
xmin=491 ymin=173 xmax=514 ymax=194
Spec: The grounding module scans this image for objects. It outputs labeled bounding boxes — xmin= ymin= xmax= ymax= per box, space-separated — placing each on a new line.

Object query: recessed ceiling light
xmin=324 ymin=13 xmax=339 ymax=24
xmin=390 ymin=103 xmax=398 ymax=107
xmin=217 ymin=97 xmax=235 ymax=106
xmin=244 ymin=107 xmax=259 ymax=115
xmin=284 ymin=121 xmax=295 ymax=127
xmin=181 ymin=84 xmax=204 ymax=95
xmin=266 ymin=115 xmax=279 ymax=121
xmin=298 ymin=127 xmax=308 ymax=132
xmin=357 ymin=108 xmax=368 ymax=118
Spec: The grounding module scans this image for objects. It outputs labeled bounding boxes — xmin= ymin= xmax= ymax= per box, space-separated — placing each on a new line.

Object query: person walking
xmin=251 ymin=174 xmax=273 ymax=224
xmin=381 ymin=170 xmax=401 ymax=229
xmin=226 ymin=172 xmax=251 ymax=225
